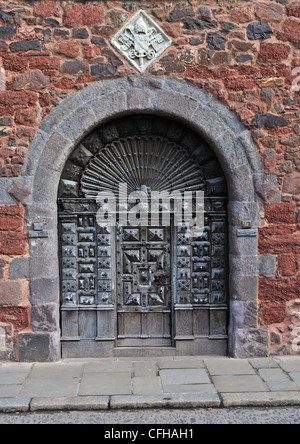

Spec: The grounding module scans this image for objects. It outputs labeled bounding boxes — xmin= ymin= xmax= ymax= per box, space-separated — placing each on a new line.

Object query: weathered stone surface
xmin=18 ymin=333 xmax=50 ymax=362
xmin=168 ymin=5 xmax=195 ymax=22
xmin=73 ymin=28 xmax=89 ymax=39
xmin=30 ymin=396 xmax=109 ymax=411
xmin=61 ymin=61 xmax=89 ymax=75
xmin=9 ymin=39 xmax=41 ymax=52
xmin=259 ymin=43 xmax=290 ymax=60
xmin=231 ymin=328 xmax=269 ymax=358
xmin=283 ymin=172 xmax=300 ymax=195
xmin=236 ymin=54 xmax=253 ymax=63
xmin=247 ymin=21 xmax=273 ymax=40
xmin=31 ymin=303 xmax=59 ymax=332
xmin=0 ymin=24 xmax=16 ymax=39
xmin=0 ymin=398 xmax=30 ymax=413
xmin=0 ymin=11 xmax=14 ymax=24
xmin=12 ymin=70 xmax=49 ymax=91
xmin=55 ymin=41 xmax=79 ymax=58
xmin=207 ymin=32 xmax=227 ymax=50
xmin=91 ymin=64 xmax=116 ymax=76
xmin=183 ymin=18 xmax=218 ymax=30
xmin=251 ymin=113 xmax=289 ymax=128
xmin=255 ymin=3 xmax=284 ymax=22
xmin=7 ymin=181 xmax=31 ymax=203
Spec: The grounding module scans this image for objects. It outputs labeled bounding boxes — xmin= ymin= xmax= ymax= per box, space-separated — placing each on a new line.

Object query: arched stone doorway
xmin=58 ymin=115 xmax=228 ymax=357
xmin=23 ymin=75 xmax=269 ymax=361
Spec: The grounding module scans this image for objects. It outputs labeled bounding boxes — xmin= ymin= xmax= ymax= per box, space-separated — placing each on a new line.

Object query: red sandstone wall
xmin=0 ymin=0 xmax=299 ymax=358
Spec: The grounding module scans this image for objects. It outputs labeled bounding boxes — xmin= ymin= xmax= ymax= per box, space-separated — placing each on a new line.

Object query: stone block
xmin=9 ymin=258 xmax=30 ymax=280
xmin=0 ymin=281 xmax=23 ymax=306
xmin=10 ymin=39 xmax=41 ymax=52
xmin=57 ymin=104 xmax=97 ymax=146
xmin=228 ymin=201 xmax=260 ymax=227
xmin=89 ymin=90 xmax=127 ymax=121
xmin=39 ymin=130 xmax=73 ymax=173
xmin=127 ymin=87 xmax=158 ymax=111
xmin=222 ymin=391 xmax=300 ymax=407
xmin=7 ymin=181 xmax=31 ymax=203
xmin=18 ymin=333 xmax=51 ymax=362
xmin=31 ymin=303 xmax=59 ymax=332
xmin=229 ymin=255 xmax=258 ymax=276
xmin=12 ymin=70 xmax=49 ymax=91
xmin=32 ymin=166 xmax=60 ymax=204
xmin=29 ymin=256 xmax=59 ymax=280
xmin=230 ymin=327 xmax=269 ymax=358
xmin=156 ymin=89 xmax=199 ymax=121
xmin=39 ymin=94 xmax=84 ymax=136
xmin=226 ymin=165 xmax=255 ymax=202
xmin=29 ymin=278 xmax=61 ymax=305
xmin=0 ymin=398 xmax=30 ymax=413
xmin=229 ymin=227 xmax=258 ymax=256
xmin=258 ymin=255 xmax=277 ymax=276
xmin=229 ymin=274 xmax=258 ymax=302
xmin=110 ymin=393 xmax=221 ymax=409
xmin=30 ymin=396 xmax=109 ymax=411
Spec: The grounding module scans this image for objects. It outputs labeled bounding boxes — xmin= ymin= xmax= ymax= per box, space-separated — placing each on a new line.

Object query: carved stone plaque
xmin=111 ymin=9 xmax=172 ymax=72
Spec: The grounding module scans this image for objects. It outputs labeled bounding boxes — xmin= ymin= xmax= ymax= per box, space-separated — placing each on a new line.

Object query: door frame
xmin=20 ymin=75 xmax=275 ymax=360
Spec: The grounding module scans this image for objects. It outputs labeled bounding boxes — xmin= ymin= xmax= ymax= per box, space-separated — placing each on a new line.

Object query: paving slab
xmin=212 ymin=375 xmax=268 ymax=393
xmin=30 ymin=396 xmax=109 ymax=411
xmin=0 ymin=373 xmax=28 ymax=384
xmin=205 ymin=359 xmax=255 ymax=376
xmin=28 ymin=362 xmax=84 ymax=379
xmin=0 ymin=397 xmax=30 ymax=413
xmin=248 ymin=358 xmax=279 ymax=369
xmin=266 ymin=380 xmax=299 ymax=392
xmin=133 ymin=377 xmax=162 ymax=395
xmin=258 ymin=368 xmax=291 ymax=382
xmin=110 ymin=393 xmax=221 ymax=409
xmin=18 ymin=378 xmax=79 ymax=398
xmin=1 ymin=357 xmax=300 ymax=410
xmin=160 ymin=368 xmax=210 ymax=385
xmin=133 ymin=362 xmax=158 ymax=377
xmin=277 ymin=358 xmax=300 ymax=373
xmin=0 ymin=385 xmax=22 ymax=398
xmin=79 ymin=372 xmax=132 ymax=396
xmin=289 ymin=372 xmax=300 ymax=388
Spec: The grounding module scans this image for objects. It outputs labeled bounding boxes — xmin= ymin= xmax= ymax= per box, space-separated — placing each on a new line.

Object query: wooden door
xmin=116 ymin=225 xmax=172 ymax=346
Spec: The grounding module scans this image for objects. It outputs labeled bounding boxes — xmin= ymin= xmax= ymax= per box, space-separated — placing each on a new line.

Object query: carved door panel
xmin=117 ymin=226 xmax=172 ymax=346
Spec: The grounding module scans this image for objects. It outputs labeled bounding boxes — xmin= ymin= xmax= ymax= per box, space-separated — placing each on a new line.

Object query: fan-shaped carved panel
xmin=80 ymin=136 xmax=204 ymax=198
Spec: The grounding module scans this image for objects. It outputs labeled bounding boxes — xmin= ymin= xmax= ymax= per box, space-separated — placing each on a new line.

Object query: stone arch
xmin=22 ymin=75 xmax=270 ymax=360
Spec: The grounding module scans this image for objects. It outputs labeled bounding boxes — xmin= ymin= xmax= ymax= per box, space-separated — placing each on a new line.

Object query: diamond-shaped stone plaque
xmin=111 ymin=9 xmax=172 ymax=73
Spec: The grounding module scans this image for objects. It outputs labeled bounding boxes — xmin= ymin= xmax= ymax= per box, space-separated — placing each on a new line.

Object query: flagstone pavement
xmin=1 ymin=356 xmax=300 ymax=412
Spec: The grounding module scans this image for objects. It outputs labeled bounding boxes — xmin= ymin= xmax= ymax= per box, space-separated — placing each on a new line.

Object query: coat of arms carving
xmin=111 ymin=10 xmax=172 ymax=72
